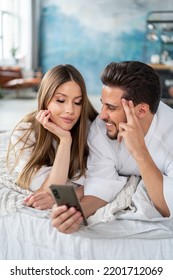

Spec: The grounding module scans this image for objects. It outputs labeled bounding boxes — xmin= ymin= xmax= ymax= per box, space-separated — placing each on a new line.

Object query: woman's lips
xmin=60 ymin=117 xmax=74 ymax=124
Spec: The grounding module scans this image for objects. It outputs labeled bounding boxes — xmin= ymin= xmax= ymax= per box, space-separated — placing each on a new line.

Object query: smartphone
xmin=49 ymin=184 xmax=88 ymax=226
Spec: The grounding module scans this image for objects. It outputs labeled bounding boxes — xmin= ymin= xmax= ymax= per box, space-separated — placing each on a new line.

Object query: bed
xmin=0 ymin=131 xmax=173 ymax=260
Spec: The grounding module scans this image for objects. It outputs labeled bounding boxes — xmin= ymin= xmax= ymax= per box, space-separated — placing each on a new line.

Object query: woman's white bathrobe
xmin=10 ymin=123 xmax=84 ymax=191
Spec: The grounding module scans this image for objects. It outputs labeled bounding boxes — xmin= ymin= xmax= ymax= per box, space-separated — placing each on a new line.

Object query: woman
xmin=6 ymin=64 xmax=97 ymax=210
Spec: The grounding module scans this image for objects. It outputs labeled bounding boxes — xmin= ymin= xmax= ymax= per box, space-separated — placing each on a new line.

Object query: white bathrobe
xmin=10 ymin=123 xmax=84 ymax=191
xmin=84 ymin=101 xmax=173 ymax=216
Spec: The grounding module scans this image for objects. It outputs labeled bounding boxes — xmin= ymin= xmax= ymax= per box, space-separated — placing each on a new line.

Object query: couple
xmin=7 ymin=61 xmax=173 ymax=234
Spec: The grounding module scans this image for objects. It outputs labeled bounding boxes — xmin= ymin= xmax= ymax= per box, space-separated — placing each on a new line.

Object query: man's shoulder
xmin=90 ymin=116 xmax=106 ymax=134
xmin=157 ymin=102 xmax=173 ymax=146
xmin=159 ymin=101 xmax=173 ymax=113
xmin=88 ymin=116 xmax=111 ymax=146
xmin=158 ymin=101 xmax=173 ymax=122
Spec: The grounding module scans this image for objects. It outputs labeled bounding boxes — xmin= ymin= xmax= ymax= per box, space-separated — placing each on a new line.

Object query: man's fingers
xmin=51 ymin=206 xmax=77 ymax=225
xmin=121 ymin=99 xmax=137 ymax=124
xmin=51 ymin=206 xmax=83 ymax=233
xmin=57 ymin=211 xmax=82 ymax=234
xmin=63 ymin=218 xmax=83 ymax=234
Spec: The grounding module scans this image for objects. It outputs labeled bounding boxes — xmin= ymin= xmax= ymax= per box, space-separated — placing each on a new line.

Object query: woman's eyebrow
xmin=54 ymin=93 xmax=82 ymax=99
xmin=54 ymin=92 xmax=66 ymax=97
xmin=74 ymin=95 xmax=82 ymax=99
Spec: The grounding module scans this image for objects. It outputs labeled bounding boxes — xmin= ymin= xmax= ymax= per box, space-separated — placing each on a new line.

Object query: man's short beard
xmin=106 ymin=131 xmax=117 ymax=140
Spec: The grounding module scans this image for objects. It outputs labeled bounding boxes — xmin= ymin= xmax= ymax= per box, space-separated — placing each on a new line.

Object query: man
xmin=51 ymin=61 xmax=173 ymax=233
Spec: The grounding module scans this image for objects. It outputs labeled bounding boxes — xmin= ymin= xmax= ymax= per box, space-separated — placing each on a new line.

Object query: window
xmin=0 ymin=0 xmax=20 ymax=62
xmin=0 ymin=0 xmax=39 ymax=70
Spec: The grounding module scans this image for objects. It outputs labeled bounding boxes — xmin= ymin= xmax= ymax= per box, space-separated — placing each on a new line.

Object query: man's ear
xmin=135 ymin=103 xmax=149 ymax=119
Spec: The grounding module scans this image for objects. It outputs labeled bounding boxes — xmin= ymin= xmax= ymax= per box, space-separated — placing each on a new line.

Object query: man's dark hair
xmin=101 ymin=61 xmax=161 ymax=113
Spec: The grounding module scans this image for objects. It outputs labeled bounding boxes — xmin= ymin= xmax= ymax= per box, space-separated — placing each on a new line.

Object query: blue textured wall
xmin=39 ymin=0 xmax=173 ymax=96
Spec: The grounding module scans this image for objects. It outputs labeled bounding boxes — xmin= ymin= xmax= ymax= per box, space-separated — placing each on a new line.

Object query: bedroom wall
xmin=39 ymin=0 xmax=173 ymax=96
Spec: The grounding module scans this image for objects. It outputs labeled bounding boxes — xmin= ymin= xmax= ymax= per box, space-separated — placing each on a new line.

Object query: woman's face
xmin=47 ymin=81 xmax=82 ymax=131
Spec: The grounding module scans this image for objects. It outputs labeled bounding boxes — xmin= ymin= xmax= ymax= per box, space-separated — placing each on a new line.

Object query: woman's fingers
xmin=24 ymin=192 xmax=55 ymax=209
xmin=36 ymin=110 xmax=51 ymax=126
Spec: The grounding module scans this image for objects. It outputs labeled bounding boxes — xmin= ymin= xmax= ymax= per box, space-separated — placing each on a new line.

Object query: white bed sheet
xmin=0 ymin=132 xmax=173 ymax=260
xmin=0 ymin=206 xmax=173 ymax=260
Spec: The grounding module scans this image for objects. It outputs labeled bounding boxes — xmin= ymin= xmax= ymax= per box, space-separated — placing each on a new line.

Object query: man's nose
xmin=99 ymin=106 xmax=108 ymax=120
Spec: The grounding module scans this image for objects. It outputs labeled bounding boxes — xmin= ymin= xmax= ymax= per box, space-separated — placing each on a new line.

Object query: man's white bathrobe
xmin=84 ymin=101 xmax=173 ymax=216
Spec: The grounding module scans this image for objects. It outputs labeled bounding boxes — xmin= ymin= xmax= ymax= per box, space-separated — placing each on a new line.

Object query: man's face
xmin=99 ymin=85 xmax=127 ymax=140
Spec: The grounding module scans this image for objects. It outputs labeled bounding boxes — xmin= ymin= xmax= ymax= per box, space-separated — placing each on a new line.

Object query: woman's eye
xmin=74 ymin=101 xmax=82 ymax=106
xmin=56 ymin=99 xmax=64 ymax=103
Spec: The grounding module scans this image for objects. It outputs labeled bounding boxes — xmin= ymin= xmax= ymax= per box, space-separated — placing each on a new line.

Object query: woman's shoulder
xmin=11 ymin=122 xmax=35 ymax=145
xmin=15 ymin=121 xmax=32 ymax=130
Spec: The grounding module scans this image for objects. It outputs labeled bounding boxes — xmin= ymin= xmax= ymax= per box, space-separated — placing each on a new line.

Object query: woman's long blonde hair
xmin=7 ymin=64 xmax=98 ymax=189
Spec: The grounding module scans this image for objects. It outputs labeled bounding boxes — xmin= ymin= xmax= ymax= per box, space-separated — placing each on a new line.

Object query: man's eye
xmin=108 ymin=106 xmax=116 ymax=111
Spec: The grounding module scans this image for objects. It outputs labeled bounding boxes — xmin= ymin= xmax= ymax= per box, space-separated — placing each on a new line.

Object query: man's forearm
xmin=136 ymin=150 xmax=170 ymax=217
xmin=80 ymin=195 xmax=107 ymax=218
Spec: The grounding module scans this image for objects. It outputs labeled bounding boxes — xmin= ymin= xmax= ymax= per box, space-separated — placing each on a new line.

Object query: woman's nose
xmin=65 ymin=103 xmax=74 ymax=114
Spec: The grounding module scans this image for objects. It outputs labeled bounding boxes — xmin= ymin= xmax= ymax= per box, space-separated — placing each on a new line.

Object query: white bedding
xmin=0 ymin=132 xmax=173 ymax=260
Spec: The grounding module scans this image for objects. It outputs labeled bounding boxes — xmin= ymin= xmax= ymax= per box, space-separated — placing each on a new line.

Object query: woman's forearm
xmin=40 ymin=137 xmax=72 ymax=192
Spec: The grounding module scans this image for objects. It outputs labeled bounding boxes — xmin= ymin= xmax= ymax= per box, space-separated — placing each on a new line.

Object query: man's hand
xmin=51 ymin=205 xmax=83 ymax=234
xmin=24 ymin=191 xmax=55 ymax=210
xmin=118 ymin=99 xmax=169 ymax=217
xmin=51 ymin=195 xmax=107 ymax=234
xmin=118 ymin=99 xmax=146 ymax=160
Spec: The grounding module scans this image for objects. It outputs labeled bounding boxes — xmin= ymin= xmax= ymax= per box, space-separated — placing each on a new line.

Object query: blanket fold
xmin=87 ymin=175 xmax=140 ymax=225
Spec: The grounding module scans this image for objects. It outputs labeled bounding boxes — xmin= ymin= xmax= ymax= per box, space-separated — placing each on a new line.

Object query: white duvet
xmin=0 ymin=132 xmax=173 ymax=260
